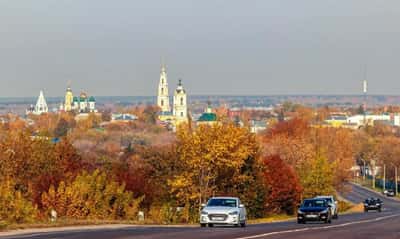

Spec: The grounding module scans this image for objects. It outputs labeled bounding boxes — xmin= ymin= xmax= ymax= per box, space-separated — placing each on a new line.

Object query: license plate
xmin=306 ymin=214 xmax=318 ymax=218
xmin=212 ymin=217 xmax=225 ymax=221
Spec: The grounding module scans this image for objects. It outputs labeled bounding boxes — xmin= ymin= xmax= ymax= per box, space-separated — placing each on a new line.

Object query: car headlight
xmin=201 ymin=210 xmax=208 ymax=215
xmin=297 ymin=210 xmax=303 ymax=214
xmin=320 ymin=209 xmax=328 ymax=214
xmin=229 ymin=211 xmax=239 ymax=215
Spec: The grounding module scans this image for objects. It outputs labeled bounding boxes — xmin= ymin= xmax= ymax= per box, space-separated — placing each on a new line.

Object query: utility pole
xmin=383 ymin=164 xmax=386 ymax=192
xmin=395 ymin=166 xmax=398 ymax=196
xmin=363 ymin=65 xmax=368 ymax=126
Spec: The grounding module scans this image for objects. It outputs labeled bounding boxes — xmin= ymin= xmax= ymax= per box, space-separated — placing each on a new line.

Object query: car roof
xmin=209 ymin=197 xmax=239 ymax=200
xmin=304 ymin=198 xmax=327 ymax=201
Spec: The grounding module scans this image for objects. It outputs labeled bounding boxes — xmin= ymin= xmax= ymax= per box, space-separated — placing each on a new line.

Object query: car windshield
xmin=302 ymin=199 xmax=327 ymax=208
xmin=318 ymin=197 xmax=332 ymax=203
xmin=366 ymin=198 xmax=380 ymax=203
xmin=207 ymin=198 xmax=237 ymax=207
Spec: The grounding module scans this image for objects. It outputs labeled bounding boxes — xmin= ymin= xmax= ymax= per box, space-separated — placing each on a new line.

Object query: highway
xmin=1 ymin=183 xmax=399 ymax=239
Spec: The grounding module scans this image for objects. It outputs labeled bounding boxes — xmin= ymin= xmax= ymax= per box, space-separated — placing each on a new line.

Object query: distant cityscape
xmin=2 ymin=95 xmax=400 ymax=116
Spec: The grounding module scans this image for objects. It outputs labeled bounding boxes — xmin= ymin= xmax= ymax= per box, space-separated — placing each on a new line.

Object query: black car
xmin=364 ymin=198 xmax=383 ymax=212
xmin=297 ymin=198 xmax=332 ymax=224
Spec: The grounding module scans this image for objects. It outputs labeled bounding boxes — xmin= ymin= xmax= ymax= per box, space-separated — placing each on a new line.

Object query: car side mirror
xmin=201 ymin=203 xmax=206 ymax=208
xmin=239 ymin=204 xmax=244 ymax=208
xmin=327 ymin=204 xmax=332 ymax=208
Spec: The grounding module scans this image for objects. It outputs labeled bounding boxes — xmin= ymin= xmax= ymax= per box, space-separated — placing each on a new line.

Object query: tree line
xmin=0 ymin=109 xmax=395 ymax=225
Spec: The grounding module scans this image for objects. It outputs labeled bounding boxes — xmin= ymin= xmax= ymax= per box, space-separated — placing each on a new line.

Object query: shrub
xmin=41 ymin=170 xmax=143 ymax=220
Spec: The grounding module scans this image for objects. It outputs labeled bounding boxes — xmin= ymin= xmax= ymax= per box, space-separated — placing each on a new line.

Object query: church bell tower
xmin=173 ymin=79 xmax=188 ymax=123
xmin=157 ymin=64 xmax=170 ymax=112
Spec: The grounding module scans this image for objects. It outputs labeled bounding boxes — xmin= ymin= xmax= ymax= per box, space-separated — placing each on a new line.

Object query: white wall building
xmin=347 ymin=114 xmax=391 ymax=126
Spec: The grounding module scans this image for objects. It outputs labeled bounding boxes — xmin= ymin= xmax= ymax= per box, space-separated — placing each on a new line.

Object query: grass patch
xmin=338 ymin=200 xmax=353 ymax=213
xmin=248 ymin=214 xmax=294 ymax=224
xmin=1 ymin=219 xmax=137 ymax=231
xmin=0 ymin=221 xmax=8 ymax=230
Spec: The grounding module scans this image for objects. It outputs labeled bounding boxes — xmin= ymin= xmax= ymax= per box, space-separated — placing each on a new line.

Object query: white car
xmin=314 ymin=195 xmax=338 ymax=219
xmin=200 ymin=197 xmax=247 ymax=227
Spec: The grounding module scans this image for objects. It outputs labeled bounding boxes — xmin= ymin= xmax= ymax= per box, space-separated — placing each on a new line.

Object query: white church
xmin=157 ymin=64 xmax=189 ymax=125
xmin=27 ymin=90 xmax=49 ymax=115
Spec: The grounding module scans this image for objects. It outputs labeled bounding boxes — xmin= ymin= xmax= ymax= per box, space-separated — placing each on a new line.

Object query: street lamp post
xmin=371 ymin=160 xmax=376 ymax=189
xmin=360 ymin=158 xmax=366 ymax=181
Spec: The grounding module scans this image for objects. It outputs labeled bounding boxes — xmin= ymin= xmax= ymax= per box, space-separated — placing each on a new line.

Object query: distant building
xmin=156 ymin=64 xmax=189 ymax=126
xmin=250 ymin=120 xmax=267 ymax=133
xmin=324 ymin=114 xmax=348 ymax=127
xmin=197 ymin=102 xmax=218 ymax=126
xmin=73 ymin=92 xmax=96 ymax=113
xmin=111 ymin=113 xmax=138 ymax=122
xmin=59 ymin=85 xmax=97 ymax=113
xmin=27 ymin=90 xmax=48 ymax=115
xmin=64 ymin=86 xmax=74 ymax=111
xmin=227 ymin=108 xmax=241 ymax=119
xmin=173 ymin=79 xmax=188 ymax=124
xmin=347 ymin=114 xmax=391 ymax=127
xmin=157 ymin=65 xmax=171 ymax=113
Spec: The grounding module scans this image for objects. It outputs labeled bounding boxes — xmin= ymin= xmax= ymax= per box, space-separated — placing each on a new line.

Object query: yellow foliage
xmin=41 ymin=170 xmax=143 ymax=220
xmin=0 ymin=179 xmax=38 ymax=223
xmin=170 ymin=123 xmax=260 ymax=216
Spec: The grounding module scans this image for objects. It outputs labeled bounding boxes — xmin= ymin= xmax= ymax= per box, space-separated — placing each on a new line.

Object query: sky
xmin=1 ymin=0 xmax=400 ymax=97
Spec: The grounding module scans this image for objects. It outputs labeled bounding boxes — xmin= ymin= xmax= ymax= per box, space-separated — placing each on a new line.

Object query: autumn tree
xmin=263 ymin=155 xmax=302 ymax=215
xmin=0 ymin=179 xmax=37 ymax=223
xmin=300 ymin=152 xmax=335 ymax=198
xmin=54 ymin=118 xmax=70 ymax=137
xmin=170 ymin=123 xmax=260 ymax=220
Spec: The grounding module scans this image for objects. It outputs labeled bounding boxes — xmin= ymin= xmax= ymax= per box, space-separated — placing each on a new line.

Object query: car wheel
xmin=325 ymin=218 xmax=331 ymax=224
xmin=378 ymin=208 xmax=382 ymax=212
xmin=208 ymin=224 xmax=214 ymax=227
xmin=333 ymin=213 xmax=338 ymax=219
xmin=200 ymin=224 xmax=206 ymax=227
xmin=240 ymin=221 xmax=246 ymax=227
xmin=297 ymin=219 xmax=304 ymax=224
xmin=325 ymin=215 xmax=332 ymax=224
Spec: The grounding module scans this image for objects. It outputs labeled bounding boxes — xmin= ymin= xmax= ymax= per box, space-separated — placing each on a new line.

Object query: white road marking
xmin=234 ymin=214 xmax=400 ymax=239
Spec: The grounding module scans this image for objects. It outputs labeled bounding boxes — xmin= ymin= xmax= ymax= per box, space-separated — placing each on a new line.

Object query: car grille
xmin=305 ymin=212 xmax=319 ymax=215
xmin=208 ymin=214 xmax=228 ymax=221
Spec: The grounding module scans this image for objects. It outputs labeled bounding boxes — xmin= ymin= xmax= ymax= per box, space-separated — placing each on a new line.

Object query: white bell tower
xmin=173 ymin=79 xmax=188 ymax=122
xmin=157 ymin=64 xmax=170 ymax=112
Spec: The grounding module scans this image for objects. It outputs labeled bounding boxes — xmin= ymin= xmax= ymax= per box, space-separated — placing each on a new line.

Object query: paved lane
xmin=1 ymin=183 xmax=399 ymax=239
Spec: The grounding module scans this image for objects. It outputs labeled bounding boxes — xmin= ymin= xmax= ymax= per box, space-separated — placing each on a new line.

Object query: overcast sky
xmin=1 ymin=0 xmax=400 ymax=97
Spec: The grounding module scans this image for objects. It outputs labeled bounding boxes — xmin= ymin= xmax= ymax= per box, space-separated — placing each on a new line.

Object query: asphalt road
xmin=2 ymin=183 xmax=400 ymax=239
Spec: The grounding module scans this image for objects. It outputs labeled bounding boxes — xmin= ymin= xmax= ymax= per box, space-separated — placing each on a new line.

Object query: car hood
xmin=299 ymin=207 xmax=328 ymax=213
xmin=203 ymin=206 xmax=238 ymax=214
